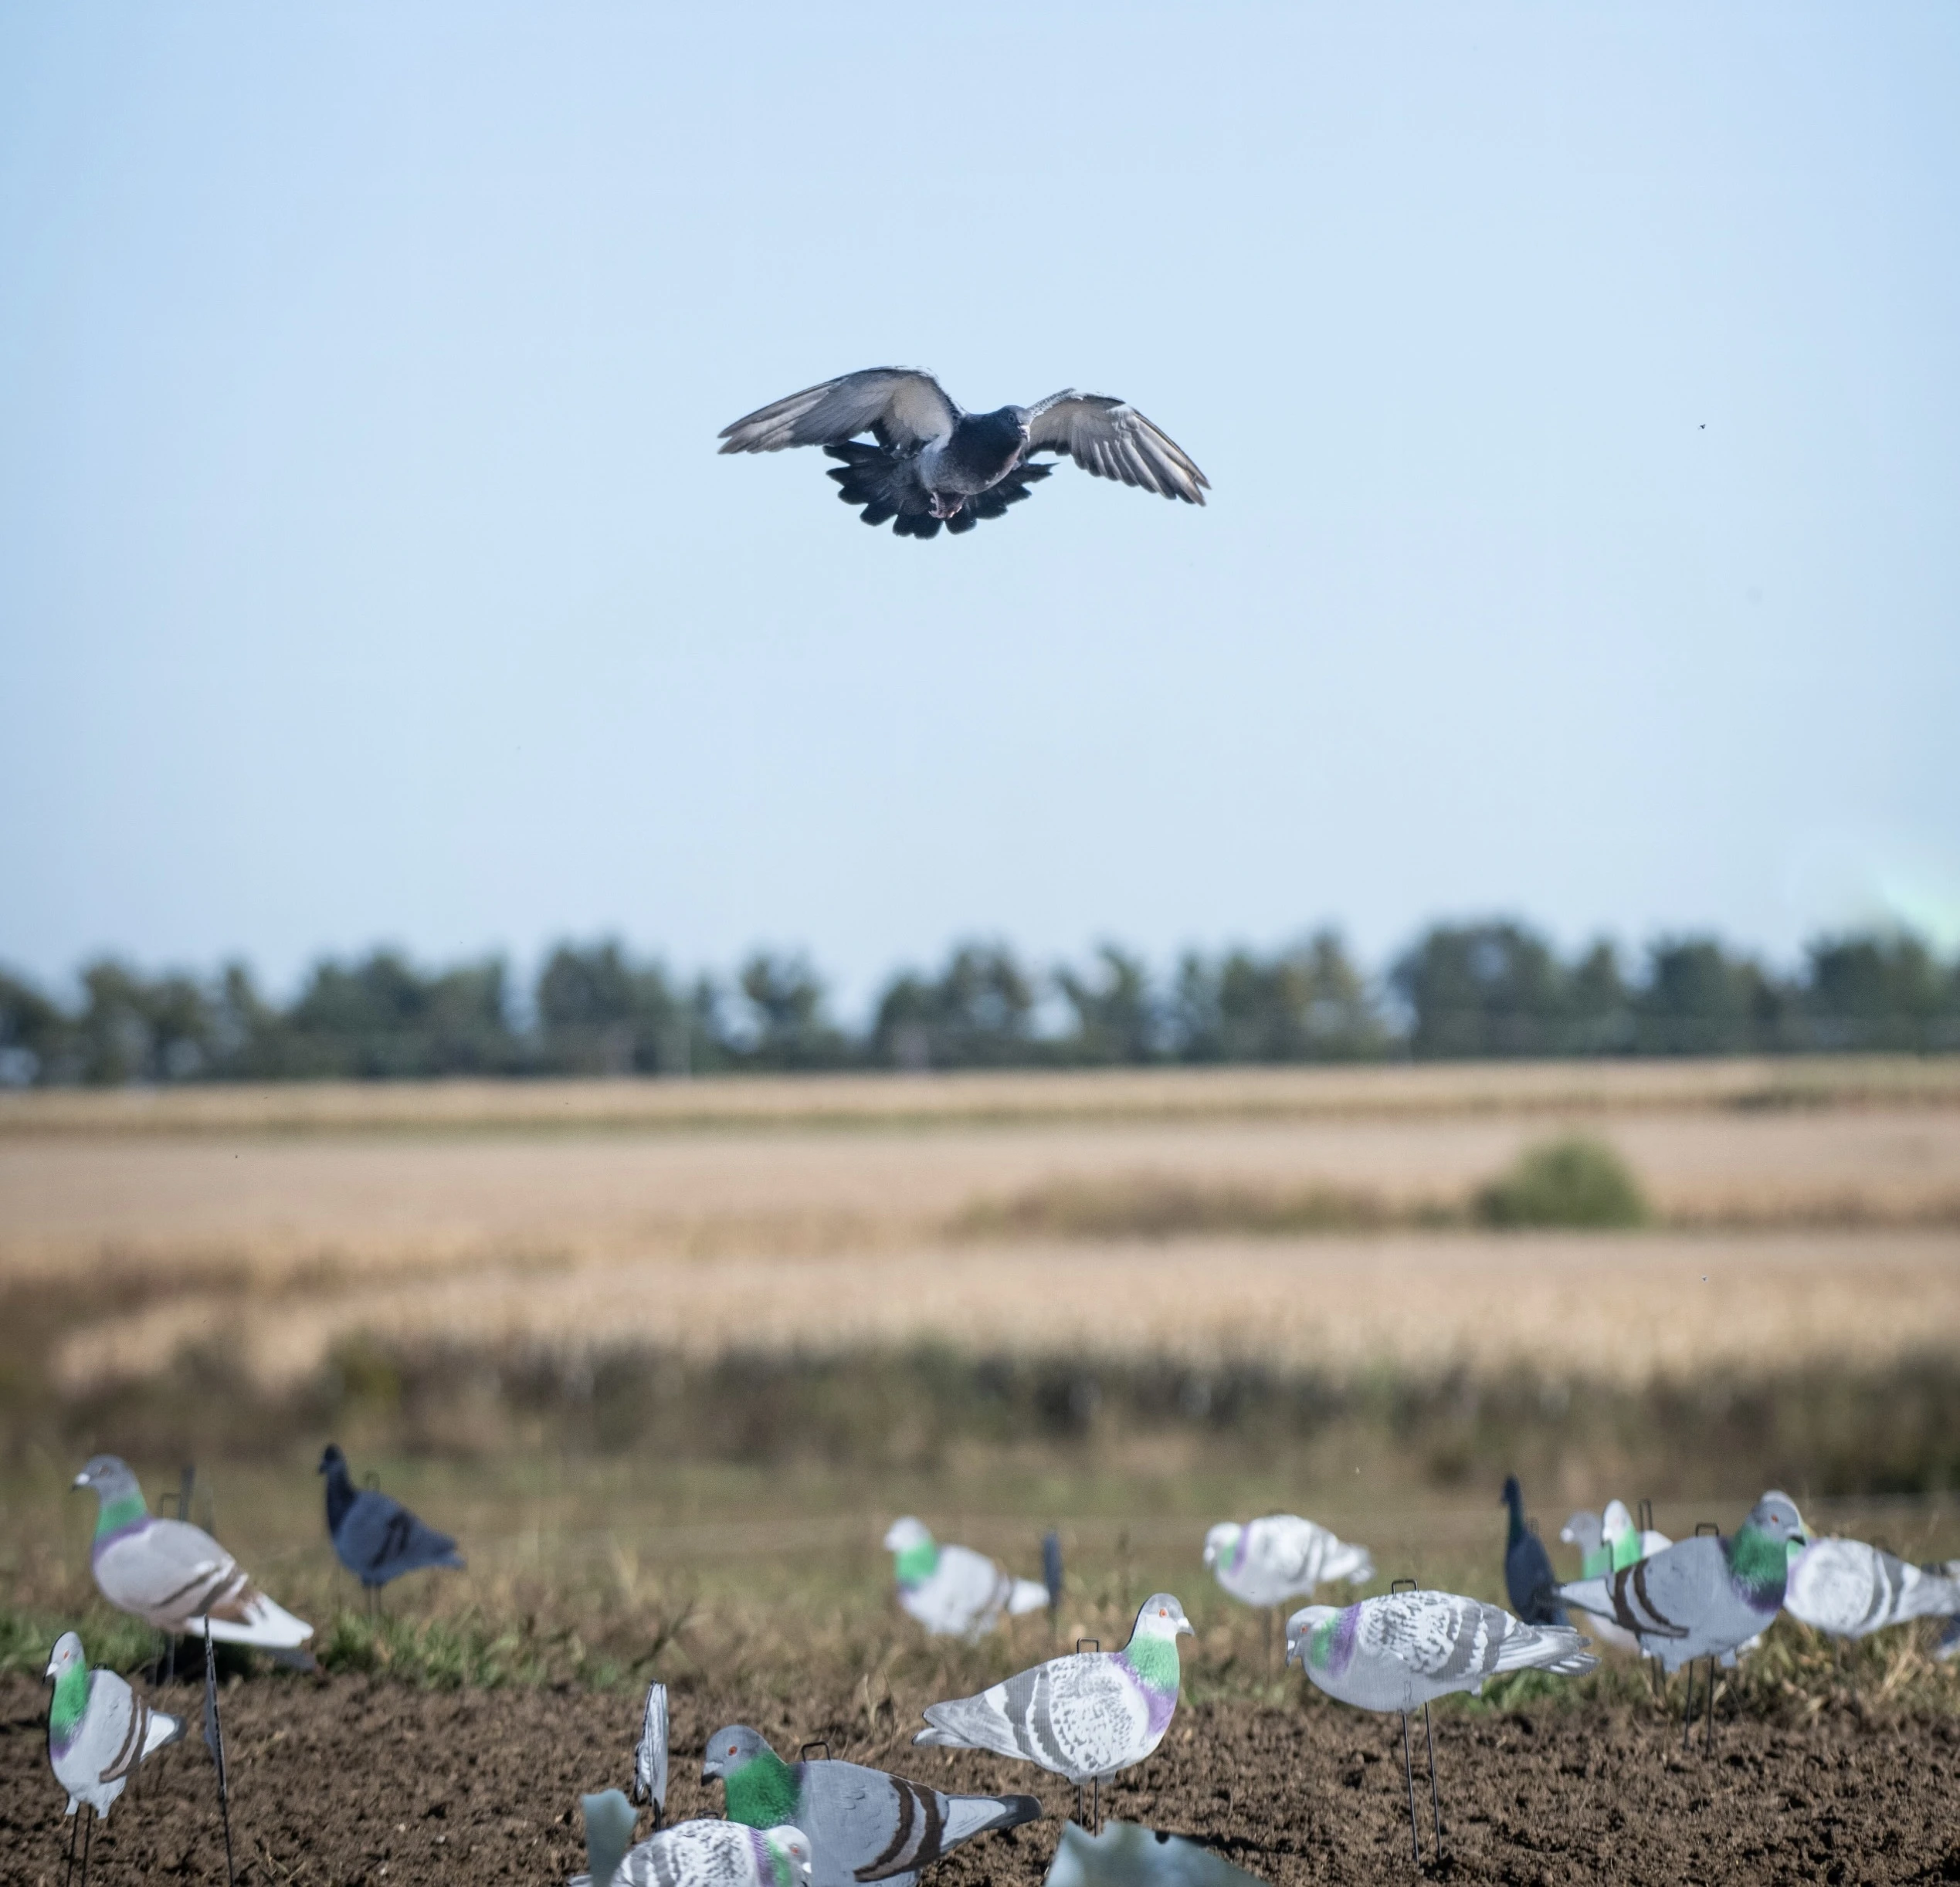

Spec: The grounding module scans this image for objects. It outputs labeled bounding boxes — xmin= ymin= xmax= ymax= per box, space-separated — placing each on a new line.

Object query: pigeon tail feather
xmin=193 ymin=1589 xmax=314 ymax=1648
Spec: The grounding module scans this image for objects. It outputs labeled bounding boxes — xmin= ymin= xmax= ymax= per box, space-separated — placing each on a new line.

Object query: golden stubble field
xmin=2 ymin=1059 xmax=1957 ymax=1396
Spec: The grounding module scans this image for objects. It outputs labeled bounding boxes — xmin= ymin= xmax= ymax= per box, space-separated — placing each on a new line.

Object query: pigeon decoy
xmin=704 ymin=1724 xmax=1039 ymax=1887
xmin=1557 ymin=1491 xmax=1806 ymax=1750
xmin=1203 ymin=1515 xmax=1374 ymax=1608
xmin=46 ymin=1632 xmax=183 ymax=1820
xmin=1501 ymin=1476 xmax=1566 ymax=1626
xmin=1287 ymin=1590 xmax=1596 ymax=1865
xmin=719 ymin=369 xmax=1208 ymax=538
xmin=319 ymin=1444 xmax=465 ymax=1589
xmin=631 ymin=1681 xmax=668 ymax=1821
xmin=883 ymin=1517 xmax=1048 ymax=1640
xmin=573 ymin=1790 xmax=811 ymax=1887
xmin=914 ymin=1593 xmax=1192 ymax=1828
xmin=1783 ymin=1538 xmax=1960 ymax=1641
xmin=73 ymin=1457 xmax=312 ymax=1647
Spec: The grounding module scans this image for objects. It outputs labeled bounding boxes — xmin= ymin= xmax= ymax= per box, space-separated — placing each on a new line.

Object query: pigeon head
xmin=317 ymin=1443 xmax=348 ymax=1477
xmin=44 ymin=1630 xmax=85 ymax=1687
xmin=883 ymin=1516 xmax=932 ymax=1553
xmin=1284 ymin=1604 xmax=1338 ymax=1667
xmin=1746 ymin=1492 xmax=1806 ymax=1547
xmin=702 ymin=1723 xmax=775 ymax=1782
xmin=1130 ymin=1594 xmax=1195 ymax=1642
xmin=579 ymin=1789 xmax=638 ymax=1887
xmin=1600 ymin=1500 xmax=1635 ymax=1543
xmin=1202 ymin=1522 xmax=1240 ymax=1569
xmin=762 ymin=1827 xmax=814 ymax=1887
xmin=1559 ymin=1510 xmax=1603 ymax=1555
xmin=1501 ymin=1475 xmax=1524 ymax=1512
xmin=72 ymin=1455 xmax=139 ymax=1499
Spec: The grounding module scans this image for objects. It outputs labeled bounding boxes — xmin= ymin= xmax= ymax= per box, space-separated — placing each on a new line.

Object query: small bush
xmin=1475 ymin=1136 xmax=1650 ymax=1228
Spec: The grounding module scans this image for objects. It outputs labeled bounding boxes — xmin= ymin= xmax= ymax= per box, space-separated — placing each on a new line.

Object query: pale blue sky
xmin=3 ymin=5 xmax=1957 ymax=1009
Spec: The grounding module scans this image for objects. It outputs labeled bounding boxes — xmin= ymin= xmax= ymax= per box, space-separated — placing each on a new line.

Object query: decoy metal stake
xmin=1399 ymin=1712 xmax=1422 ymax=1866
xmin=1680 ymin=1661 xmax=1696 ymax=1753
xmin=63 ymin=1803 xmax=82 ymax=1887
xmin=204 ymin=1622 xmax=237 ymax=1887
xmin=77 ymin=1802 xmax=92 ymax=1887
xmin=1704 ymin=1658 xmax=1716 ymax=1753
xmin=1423 ymin=1700 xmax=1441 ymax=1855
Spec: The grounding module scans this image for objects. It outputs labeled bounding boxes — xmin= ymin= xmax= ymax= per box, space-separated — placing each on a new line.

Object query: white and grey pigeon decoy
xmin=719 ymin=369 xmax=1208 ymax=540
xmin=1285 ymin=1591 xmax=1597 ymax=1713
xmin=1203 ymin=1515 xmax=1374 ymax=1609
xmin=572 ymin=1790 xmax=810 ymax=1887
xmin=45 ymin=1632 xmax=185 ymax=1820
xmin=631 ymin=1681 xmax=669 ymax=1819
xmin=1558 ymin=1513 xmax=1640 ymax=1654
xmin=704 ymin=1723 xmax=1039 ymax=1887
xmin=1783 ymin=1538 xmax=1960 ymax=1641
xmin=73 ymin=1456 xmax=312 ymax=1648
xmin=1555 ymin=1491 xmax=1806 ymax=1674
xmin=1601 ymin=1499 xmax=1671 ymax=1565
xmin=914 ymin=1593 xmax=1194 ymax=1786
xmin=883 ymin=1518 xmax=1050 ymax=1641
xmin=319 ymin=1444 xmax=465 ymax=1589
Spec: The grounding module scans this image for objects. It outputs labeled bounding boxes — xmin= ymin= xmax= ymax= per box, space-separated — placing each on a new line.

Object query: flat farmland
xmin=2 ymin=1060 xmax=1956 ymax=1394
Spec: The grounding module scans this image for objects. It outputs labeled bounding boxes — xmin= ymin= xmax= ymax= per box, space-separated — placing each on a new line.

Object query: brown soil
xmin=2 ymin=1675 xmax=1955 ymax=1887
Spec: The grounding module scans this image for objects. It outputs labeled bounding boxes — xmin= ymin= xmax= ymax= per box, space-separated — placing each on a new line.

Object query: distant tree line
xmin=2 ymin=923 xmax=1957 ymax=1086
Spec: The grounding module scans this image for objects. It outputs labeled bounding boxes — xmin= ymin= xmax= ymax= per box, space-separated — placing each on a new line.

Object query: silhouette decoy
xmin=319 ymin=1444 xmax=465 ymax=1590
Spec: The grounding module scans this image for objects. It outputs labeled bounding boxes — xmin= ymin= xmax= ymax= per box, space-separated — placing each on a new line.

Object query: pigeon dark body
xmin=1502 ymin=1475 xmax=1567 ymax=1627
xmin=319 ymin=1444 xmax=465 ymax=1589
xmin=719 ymin=368 xmax=1207 ymax=539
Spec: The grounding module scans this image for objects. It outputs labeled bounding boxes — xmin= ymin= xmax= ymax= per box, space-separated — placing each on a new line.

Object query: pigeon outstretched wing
xmin=721 ymin=371 xmax=959 ymax=455
xmin=1023 ymin=393 xmax=1209 ymax=503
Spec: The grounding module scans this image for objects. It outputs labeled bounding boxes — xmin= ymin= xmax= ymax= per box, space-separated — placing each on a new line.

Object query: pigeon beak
xmin=1178 ymin=1617 xmax=1194 ymax=1636
xmin=70 ymin=1472 xmax=88 ymax=1490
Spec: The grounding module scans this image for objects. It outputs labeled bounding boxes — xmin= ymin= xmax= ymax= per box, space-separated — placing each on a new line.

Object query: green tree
xmin=1056 ymin=946 xmax=1158 ymax=1063
xmin=870 ymin=943 xmax=1036 ymax=1069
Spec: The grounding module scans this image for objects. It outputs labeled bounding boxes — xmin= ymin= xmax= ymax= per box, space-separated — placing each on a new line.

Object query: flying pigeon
xmin=319 ymin=1443 xmax=465 ymax=1588
xmin=1501 ymin=1477 xmax=1565 ymax=1626
xmin=1782 ymin=1538 xmax=1960 ymax=1640
xmin=1202 ymin=1515 xmax=1373 ymax=1608
xmin=44 ymin=1632 xmax=184 ymax=1820
xmin=883 ymin=1518 xmax=1050 ymax=1640
xmin=632 ymin=1681 xmax=669 ymax=1815
xmin=573 ymin=1790 xmax=812 ymax=1887
xmin=914 ymin=1594 xmax=1194 ymax=1785
xmin=1555 ymin=1491 xmax=1806 ymax=1673
xmin=718 ymin=370 xmax=1208 ymax=540
xmin=1285 ymin=1591 xmax=1596 ymax=1712
xmin=73 ymin=1456 xmax=312 ymax=1648
xmin=704 ymin=1723 xmax=1039 ymax=1887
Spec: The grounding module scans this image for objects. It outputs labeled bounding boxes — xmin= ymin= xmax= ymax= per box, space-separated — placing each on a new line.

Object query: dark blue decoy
xmin=319 ymin=1445 xmax=464 ymax=1590
xmin=1502 ymin=1475 xmax=1567 ymax=1626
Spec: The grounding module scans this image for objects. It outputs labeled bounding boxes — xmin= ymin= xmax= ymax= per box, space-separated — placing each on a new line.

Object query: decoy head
xmin=701 ymin=1723 xmax=772 ymax=1783
xmin=882 ymin=1516 xmax=931 ymax=1553
xmin=1748 ymin=1491 xmax=1807 ymax=1548
xmin=1501 ymin=1475 xmax=1524 ymax=1512
xmin=71 ymin=1455 xmax=137 ymax=1502
xmin=1560 ymin=1510 xmax=1602 ymax=1553
xmin=1285 ymin=1604 xmax=1337 ymax=1667
xmin=1202 ymin=1522 xmax=1239 ymax=1569
xmin=44 ymin=1631 xmax=85 ymax=1686
xmin=1131 ymin=1593 xmax=1195 ymax=1641
xmin=763 ymin=1828 xmax=813 ymax=1887
xmin=317 ymin=1443 xmax=347 ymax=1478
xmin=579 ymin=1789 xmax=638 ymax=1887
